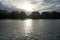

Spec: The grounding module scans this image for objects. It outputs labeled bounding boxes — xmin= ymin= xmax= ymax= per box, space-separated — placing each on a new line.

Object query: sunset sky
xmin=0 ymin=0 xmax=60 ymax=12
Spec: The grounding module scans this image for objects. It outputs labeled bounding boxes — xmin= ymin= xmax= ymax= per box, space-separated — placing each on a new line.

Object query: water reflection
xmin=23 ymin=19 xmax=33 ymax=36
xmin=0 ymin=20 xmax=60 ymax=40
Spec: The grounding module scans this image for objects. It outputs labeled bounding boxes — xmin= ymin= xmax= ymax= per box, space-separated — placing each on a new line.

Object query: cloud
xmin=0 ymin=0 xmax=60 ymax=12
xmin=30 ymin=0 xmax=60 ymax=12
xmin=43 ymin=0 xmax=60 ymax=11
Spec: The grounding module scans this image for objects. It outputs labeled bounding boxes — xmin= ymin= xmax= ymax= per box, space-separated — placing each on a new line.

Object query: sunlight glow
xmin=15 ymin=2 xmax=34 ymax=12
xmin=23 ymin=19 xmax=33 ymax=36
xmin=1 ymin=0 xmax=57 ymax=12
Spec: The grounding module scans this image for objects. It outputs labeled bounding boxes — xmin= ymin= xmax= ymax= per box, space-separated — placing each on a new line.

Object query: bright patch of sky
xmin=0 ymin=0 xmax=60 ymax=12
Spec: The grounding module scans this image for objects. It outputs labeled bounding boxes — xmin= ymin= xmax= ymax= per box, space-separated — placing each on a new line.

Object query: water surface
xmin=0 ymin=19 xmax=60 ymax=40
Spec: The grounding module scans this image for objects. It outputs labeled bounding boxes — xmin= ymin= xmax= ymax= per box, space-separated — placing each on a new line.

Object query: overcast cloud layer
xmin=0 ymin=0 xmax=60 ymax=12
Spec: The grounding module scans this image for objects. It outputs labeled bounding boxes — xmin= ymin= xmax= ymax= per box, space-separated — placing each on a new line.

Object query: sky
xmin=0 ymin=0 xmax=60 ymax=12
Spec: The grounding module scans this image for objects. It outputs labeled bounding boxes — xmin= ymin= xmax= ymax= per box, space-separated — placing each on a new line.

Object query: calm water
xmin=0 ymin=19 xmax=60 ymax=40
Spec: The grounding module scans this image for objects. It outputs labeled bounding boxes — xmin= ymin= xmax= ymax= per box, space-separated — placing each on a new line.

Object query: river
xmin=0 ymin=19 xmax=60 ymax=40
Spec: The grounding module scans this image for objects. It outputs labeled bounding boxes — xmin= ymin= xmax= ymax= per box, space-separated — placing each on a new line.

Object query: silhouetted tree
xmin=0 ymin=9 xmax=60 ymax=19
xmin=41 ymin=12 xmax=52 ymax=19
xmin=29 ymin=11 xmax=41 ymax=19
xmin=11 ymin=11 xmax=20 ymax=19
xmin=19 ymin=11 xmax=27 ymax=19
xmin=41 ymin=11 xmax=60 ymax=19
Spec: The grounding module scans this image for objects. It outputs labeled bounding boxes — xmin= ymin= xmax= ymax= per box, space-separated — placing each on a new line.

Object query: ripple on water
xmin=0 ymin=19 xmax=60 ymax=40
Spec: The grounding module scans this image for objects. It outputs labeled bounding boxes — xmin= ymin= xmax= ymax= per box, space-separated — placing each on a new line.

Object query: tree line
xmin=0 ymin=9 xmax=60 ymax=19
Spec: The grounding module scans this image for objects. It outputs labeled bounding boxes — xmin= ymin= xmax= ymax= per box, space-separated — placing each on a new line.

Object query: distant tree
xmin=52 ymin=11 xmax=60 ymax=19
xmin=19 ymin=11 xmax=27 ymax=19
xmin=1 ymin=9 xmax=60 ymax=19
xmin=29 ymin=11 xmax=41 ymax=19
xmin=11 ymin=11 xmax=20 ymax=19
xmin=41 ymin=12 xmax=52 ymax=19
xmin=41 ymin=11 xmax=60 ymax=19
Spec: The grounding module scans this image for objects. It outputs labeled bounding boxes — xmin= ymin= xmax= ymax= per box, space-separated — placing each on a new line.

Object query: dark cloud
xmin=30 ymin=0 xmax=60 ymax=12
xmin=43 ymin=0 xmax=60 ymax=11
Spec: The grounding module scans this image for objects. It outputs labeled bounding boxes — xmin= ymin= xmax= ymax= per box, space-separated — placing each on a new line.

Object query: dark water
xmin=0 ymin=19 xmax=60 ymax=40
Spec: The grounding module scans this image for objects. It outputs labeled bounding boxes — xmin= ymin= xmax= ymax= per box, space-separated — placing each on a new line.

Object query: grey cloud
xmin=0 ymin=0 xmax=60 ymax=12
xmin=29 ymin=0 xmax=60 ymax=11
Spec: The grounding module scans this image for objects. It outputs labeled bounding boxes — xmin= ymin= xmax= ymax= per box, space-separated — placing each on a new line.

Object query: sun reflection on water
xmin=23 ymin=19 xmax=33 ymax=36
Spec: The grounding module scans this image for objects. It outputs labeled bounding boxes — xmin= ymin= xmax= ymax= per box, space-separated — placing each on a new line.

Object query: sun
xmin=16 ymin=2 xmax=34 ymax=12
xmin=21 ymin=3 xmax=34 ymax=11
